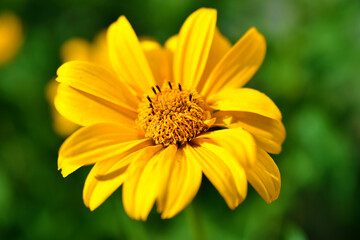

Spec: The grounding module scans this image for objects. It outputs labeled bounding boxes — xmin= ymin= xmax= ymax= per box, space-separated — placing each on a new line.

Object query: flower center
xmin=136 ymin=82 xmax=210 ymax=146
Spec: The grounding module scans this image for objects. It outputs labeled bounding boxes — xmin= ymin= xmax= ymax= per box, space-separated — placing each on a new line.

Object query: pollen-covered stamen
xmin=156 ymin=85 xmax=161 ymax=92
xmin=152 ymin=87 xmax=157 ymax=94
xmin=136 ymin=83 xmax=211 ymax=146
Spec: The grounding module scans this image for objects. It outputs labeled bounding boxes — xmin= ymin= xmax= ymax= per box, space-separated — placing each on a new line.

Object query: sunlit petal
xmin=202 ymin=27 xmax=266 ymax=97
xmin=197 ymin=27 xmax=232 ymax=91
xmin=141 ymin=40 xmax=172 ymax=85
xmin=58 ymin=123 xmax=151 ymax=177
xmin=196 ymin=127 xmax=256 ymax=166
xmin=57 ymin=61 xmax=139 ymax=110
xmin=55 ymin=84 xmax=136 ymax=127
xmin=214 ymin=111 xmax=286 ymax=154
xmin=246 ymin=149 xmax=281 ymax=203
xmin=83 ymin=157 xmax=128 ymax=211
xmin=83 ymin=147 xmax=148 ymax=211
xmin=209 ymin=88 xmax=282 ymax=121
xmin=108 ymin=16 xmax=156 ymax=95
xmin=122 ymin=145 xmax=176 ymax=220
xmin=173 ymin=8 xmax=217 ymax=89
xmin=187 ymin=141 xmax=247 ymax=208
xmin=157 ymin=146 xmax=202 ymax=219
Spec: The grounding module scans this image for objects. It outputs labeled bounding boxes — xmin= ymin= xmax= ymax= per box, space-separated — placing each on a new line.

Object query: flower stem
xmin=187 ymin=203 xmax=206 ymax=240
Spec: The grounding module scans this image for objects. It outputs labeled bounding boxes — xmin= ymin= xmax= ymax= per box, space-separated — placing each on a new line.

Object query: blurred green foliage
xmin=0 ymin=0 xmax=359 ymax=239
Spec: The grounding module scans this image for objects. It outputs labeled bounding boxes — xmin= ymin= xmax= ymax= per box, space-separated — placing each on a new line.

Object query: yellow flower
xmin=56 ymin=8 xmax=285 ymax=220
xmin=0 ymin=11 xmax=23 ymax=66
xmin=46 ymin=31 xmax=109 ymax=136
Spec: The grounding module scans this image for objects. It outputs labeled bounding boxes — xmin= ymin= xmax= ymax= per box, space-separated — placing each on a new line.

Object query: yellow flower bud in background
xmin=0 ymin=11 xmax=23 ymax=66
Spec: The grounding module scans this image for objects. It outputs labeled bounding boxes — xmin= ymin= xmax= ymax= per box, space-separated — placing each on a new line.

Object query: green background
xmin=1 ymin=0 xmax=359 ymax=239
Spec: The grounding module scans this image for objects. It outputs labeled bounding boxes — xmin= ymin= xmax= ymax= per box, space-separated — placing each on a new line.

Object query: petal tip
xmin=249 ymin=26 xmax=259 ymax=33
xmin=89 ymin=204 xmax=97 ymax=211
xmin=247 ymin=27 xmax=266 ymax=47
xmin=118 ymin=15 xmax=128 ymax=23
xmin=60 ymin=169 xmax=69 ymax=178
xmin=197 ymin=7 xmax=217 ymax=15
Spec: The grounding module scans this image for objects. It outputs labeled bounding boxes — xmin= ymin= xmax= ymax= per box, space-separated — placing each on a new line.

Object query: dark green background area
xmin=1 ymin=0 xmax=359 ymax=239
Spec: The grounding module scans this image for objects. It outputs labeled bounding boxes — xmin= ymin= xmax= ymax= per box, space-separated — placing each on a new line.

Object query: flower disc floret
xmin=137 ymin=83 xmax=210 ymax=146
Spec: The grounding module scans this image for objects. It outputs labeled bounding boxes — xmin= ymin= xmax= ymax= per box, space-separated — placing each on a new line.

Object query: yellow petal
xmin=52 ymin=109 xmax=78 ymax=136
xmin=201 ymin=27 xmax=266 ymax=97
xmin=108 ymin=16 xmax=156 ymax=95
xmin=57 ymin=61 xmax=139 ymax=110
xmin=165 ymin=28 xmax=232 ymax=91
xmin=58 ymin=123 xmax=151 ymax=177
xmin=89 ymin=30 xmax=112 ymax=69
xmin=187 ymin=141 xmax=247 ymax=209
xmin=157 ymin=146 xmax=202 ymax=219
xmin=246 ymin=149 xmax=281 ymax=203
xmin=164 ymin=35 xmax=178 ymax=53
xmin=209 ymin=88 xmax=282 ymax=121
xmin=46 ymin=79 xmax=78 ymax=136
xmin=173 ymin=8 xmax=217 ymax=89
xmin=0 ymin=12 xmax=22 ymax=65
xmin=55 ymin=84 xmax=135 ymax=127
xmin=60 ymin=38 xmax=91 ymax=63
xmin=83 ymin=160 xmax=126 ymax=211
xmin=141 ymin=40 xmax=172 ymax=85
xmin=122 ymin=145 xmax=175 ymax=220
xmin=83 ymin=148 xmax=139 ymax=211
xmin=195 ymin=141 xmax=248 ymax=205
xmin=197 ymin=27 xmax=232 ymax=91
xmin=214 ymin=111 xmax=286 ymax=154
xmin=196 ymin=127 xmax=256 ymax=166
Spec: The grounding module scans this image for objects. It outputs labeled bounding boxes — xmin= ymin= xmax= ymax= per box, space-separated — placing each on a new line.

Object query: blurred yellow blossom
xmin=0 ymin=11 xmax=23 ymax=66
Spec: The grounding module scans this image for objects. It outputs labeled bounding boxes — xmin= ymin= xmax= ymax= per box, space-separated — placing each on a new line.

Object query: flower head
xmin=56 ymin=8 xmax=285 ymax=220
xmin=0 ymin=11 xmax=23 ymax=66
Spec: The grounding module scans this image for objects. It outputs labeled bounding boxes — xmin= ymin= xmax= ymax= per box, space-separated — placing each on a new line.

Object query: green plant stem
xmin=186 ymin=203 xmax=206 ymax=240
